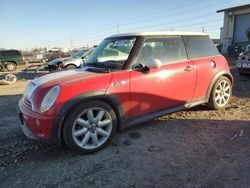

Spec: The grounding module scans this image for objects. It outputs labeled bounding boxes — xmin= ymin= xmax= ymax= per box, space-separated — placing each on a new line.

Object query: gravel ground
xmin=0 ymin=61 xmax=249 ymax=188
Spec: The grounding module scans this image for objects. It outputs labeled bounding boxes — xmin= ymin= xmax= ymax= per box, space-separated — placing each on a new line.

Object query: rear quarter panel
xmin=192 ymin=55 xmax=230 ymax=99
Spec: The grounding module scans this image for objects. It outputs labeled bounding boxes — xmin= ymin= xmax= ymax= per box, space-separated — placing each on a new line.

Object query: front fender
xmin=51 ymin=90 xmax=125 ymax=144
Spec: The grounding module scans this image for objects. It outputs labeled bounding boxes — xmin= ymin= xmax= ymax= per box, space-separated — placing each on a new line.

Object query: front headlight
xmin=40 ymin=85 xmax=60 ymax=113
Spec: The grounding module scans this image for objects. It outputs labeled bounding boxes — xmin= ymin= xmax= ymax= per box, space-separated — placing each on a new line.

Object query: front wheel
xmin=207 ymin=76 xmax=232 ymax=110
xmin=63 ymin=101 xmax=117 ymax=154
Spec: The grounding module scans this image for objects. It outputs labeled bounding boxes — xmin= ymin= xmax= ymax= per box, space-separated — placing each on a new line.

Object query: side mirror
xmin=145 ymin=58 xmax=162 ymax=69
xmin=132 ymin=59 xmax=162 ymax=74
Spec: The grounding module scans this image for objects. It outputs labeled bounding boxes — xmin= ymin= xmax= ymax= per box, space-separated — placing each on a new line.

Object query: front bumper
xmin=18 ymin=99 xmax=57 ymax=144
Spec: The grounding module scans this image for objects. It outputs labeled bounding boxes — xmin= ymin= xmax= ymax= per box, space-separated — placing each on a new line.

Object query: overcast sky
xmin=0 ymin=0 xmax=249 ymax=50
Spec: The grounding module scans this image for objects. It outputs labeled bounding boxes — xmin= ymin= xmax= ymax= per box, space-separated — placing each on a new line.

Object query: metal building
xmin=217 ymin=4 xmax=250 ymax=54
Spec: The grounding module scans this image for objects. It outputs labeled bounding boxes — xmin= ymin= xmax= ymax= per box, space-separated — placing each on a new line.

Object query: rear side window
xmin=137 ymin=36 xmax=187 ymax=65
xmin=183 ymin=36 xmax=219 ymax=59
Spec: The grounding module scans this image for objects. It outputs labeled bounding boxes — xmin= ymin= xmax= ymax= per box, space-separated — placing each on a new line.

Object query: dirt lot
xmin=0 ymin=61 xmax=250 ymax=188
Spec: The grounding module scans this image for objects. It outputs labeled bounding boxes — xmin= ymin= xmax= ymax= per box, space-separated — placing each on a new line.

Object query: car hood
xmin=29 ymin=68 xmax=110 ymax=94
xmin=48 ymin=57 xmax=74 ymax=65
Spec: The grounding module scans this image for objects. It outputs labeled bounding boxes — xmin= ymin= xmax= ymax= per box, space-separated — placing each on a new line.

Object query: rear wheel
xmin=207 ymin=76 xmax=232 ymax=110
xmin=63 ymin=101 xmax=117 ymax=154
xmin=5 ymin=62 xmax=17 ymax=71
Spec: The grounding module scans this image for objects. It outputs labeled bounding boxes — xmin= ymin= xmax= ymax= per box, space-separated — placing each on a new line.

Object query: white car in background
xmin=48 ymin=49 xmax=93 ymax=70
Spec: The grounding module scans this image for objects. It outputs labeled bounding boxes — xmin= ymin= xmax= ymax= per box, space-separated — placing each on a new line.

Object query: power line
xmin=119 ymin=1 xmax=216 ymax=27
xmin=70 ymin=35 xmax=73 ymax=48
xmin=47 ymin=0 xmax=225 ymax=44
xmin=46 ymin=0 xmax=241 ymax=48
xmin=118 ymin=0 xmax=202 ymax=23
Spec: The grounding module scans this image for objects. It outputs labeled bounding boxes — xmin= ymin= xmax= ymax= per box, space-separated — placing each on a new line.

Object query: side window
xmin=137 ymin=37 xmax=187 ymax=65
xmin=184 ymin=36 xmax=219 ymax=59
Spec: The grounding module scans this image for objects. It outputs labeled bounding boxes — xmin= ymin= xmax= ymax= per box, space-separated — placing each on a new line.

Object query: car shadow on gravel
xmin=1 ymin=118 xmax=250 ymax=187
xmin=0 ymin=69 xmax=46 ymax=81
xmin=13 ymin=71 xmax=40 ymax=81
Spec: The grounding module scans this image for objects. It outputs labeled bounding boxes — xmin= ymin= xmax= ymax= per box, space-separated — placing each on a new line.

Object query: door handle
xmin=185 ymin=65 xmax=194 ymax=72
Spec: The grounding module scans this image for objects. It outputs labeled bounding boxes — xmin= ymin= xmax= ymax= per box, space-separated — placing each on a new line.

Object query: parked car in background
xmin=228 ymin=42 xmax=250 ymax=58
xmin=236 ymin=44 xmax=250 ymax=74
xmin=47 ymin=49 xmax=94 ymax=70
xmin=43 ymin=51 xmax=71 ymax=63
xmin=18 ymin=32 xmax=233 ymax=154
xmin=0 ymin=50 xmax=24 ymax=71
xmin=22 ymin=52 xmax=48 ymax=64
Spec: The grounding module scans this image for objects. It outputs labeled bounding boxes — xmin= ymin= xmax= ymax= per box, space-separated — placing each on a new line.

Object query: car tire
xmin=5 ymin=62 xmax=17 ymax=71
xmin=207 ymin=76 xmax=232 ymax=110
xmin=57 ymin=63 xmax=64 ymax=70
xmin=63 ymin=100 xmax=117 ymax=154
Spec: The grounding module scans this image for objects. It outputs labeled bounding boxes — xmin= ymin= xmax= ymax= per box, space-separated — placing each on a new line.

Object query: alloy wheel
xmin=6 ymin=63 xmax=16 ymax=71
xmin=72 ymin=107 xmax=113 ymax=150
xmin=214 ymin=80 xmax=231 ymax=107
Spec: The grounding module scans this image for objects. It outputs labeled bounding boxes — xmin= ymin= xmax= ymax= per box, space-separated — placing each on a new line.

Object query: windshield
xmin=71 ymin=50 xmax=88 ymax=58
xmin=85 ymin=37 xmax=136 ymax=70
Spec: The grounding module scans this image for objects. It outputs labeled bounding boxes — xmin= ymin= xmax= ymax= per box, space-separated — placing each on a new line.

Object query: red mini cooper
xmin=18 ymin=32 xmax=233 ymax=153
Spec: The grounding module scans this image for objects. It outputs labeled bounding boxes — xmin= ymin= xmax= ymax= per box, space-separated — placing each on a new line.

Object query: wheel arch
xmin=51 ymin=90 xmax=125 ymax=145
xmin=206 ymin=70 xmax=233 ymax=99
xmin=5 ymin=61 xmax=17 ymax=66
xmin=65 ymin=63 xmax=77 ymax=68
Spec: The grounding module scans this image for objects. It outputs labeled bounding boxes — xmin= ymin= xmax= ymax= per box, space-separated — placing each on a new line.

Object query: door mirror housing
xmin=132 ymin=59 xmax=162 ymax=74
xmin=145 ymin=58 xmax=162 ymax=69
xmin=132 ymin=59 xmax=162 ymax=73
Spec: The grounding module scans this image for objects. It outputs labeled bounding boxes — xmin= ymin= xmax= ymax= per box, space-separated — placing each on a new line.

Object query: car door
xmin=183 ymin=36 xmax=221 ymax=99
xmin=129 ymin=36 xmax=196 ymax=118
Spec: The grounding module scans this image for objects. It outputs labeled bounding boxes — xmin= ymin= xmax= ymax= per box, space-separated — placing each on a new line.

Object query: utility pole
xmin=70 ymin=35 xmax=73 ymax=48
xmin=202 ymin=26 xmax=205 ymax=33
xmin=117 ymin=21 xmax=120 ymax=34
xmin=47 ymin=40 xmax=50 ymax=49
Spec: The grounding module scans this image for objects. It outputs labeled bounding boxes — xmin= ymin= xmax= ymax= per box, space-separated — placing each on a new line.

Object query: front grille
xmin=23 ymin=96 xmax=33 ymax=110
